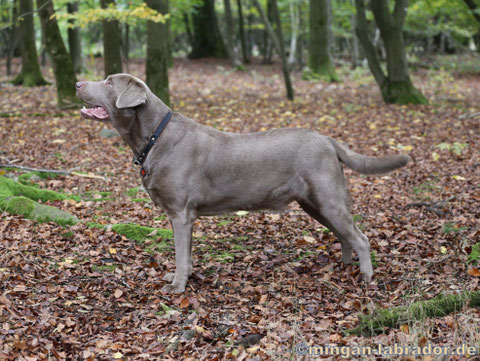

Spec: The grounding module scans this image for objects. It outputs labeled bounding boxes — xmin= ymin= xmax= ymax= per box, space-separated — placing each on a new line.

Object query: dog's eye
xmin=105 ymin=80 xmax=112 ymax=87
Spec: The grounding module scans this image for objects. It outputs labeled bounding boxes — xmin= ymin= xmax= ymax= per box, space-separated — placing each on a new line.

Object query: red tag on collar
xmin=140 ymin=168 xmax=147 ymax=177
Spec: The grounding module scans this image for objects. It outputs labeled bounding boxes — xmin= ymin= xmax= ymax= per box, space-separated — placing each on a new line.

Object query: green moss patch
xmin=111 ymin=223 xmax=173 ymax=242
xmin=125 ymin=187 xmax=140 ymax=197
xmin=468 ymin=243 xmax=480 ymax=264
xmin=349 ymin=291 xmax=480 ymax=336
xmin=0 ymin=176 xmax=78 ymax=225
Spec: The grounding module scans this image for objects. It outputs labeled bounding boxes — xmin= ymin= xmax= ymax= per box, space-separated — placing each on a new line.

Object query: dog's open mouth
xmin=80 ymin=105 xmax=110 ymax=120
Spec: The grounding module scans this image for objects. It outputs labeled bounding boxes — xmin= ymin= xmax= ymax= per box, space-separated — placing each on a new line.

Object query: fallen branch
xmin=0 ymin=164 xmax=77 ymax=175
xmin=349 ymin=291 xmax=480 ymax=336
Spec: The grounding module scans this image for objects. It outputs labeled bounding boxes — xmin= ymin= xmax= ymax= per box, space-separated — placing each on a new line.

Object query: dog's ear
xmin=116 ymin=80 xmax=147 ymax=109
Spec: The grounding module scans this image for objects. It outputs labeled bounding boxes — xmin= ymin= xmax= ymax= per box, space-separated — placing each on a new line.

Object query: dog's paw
xmin=162 ymin=272 xmax=175 ymax=282
xmin=161 ymin=283 xmax=186 ymax=294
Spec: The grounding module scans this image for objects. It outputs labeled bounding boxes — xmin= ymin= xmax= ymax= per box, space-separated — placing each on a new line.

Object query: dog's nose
xmin=76 ymin=82 xmax=83 ymax=89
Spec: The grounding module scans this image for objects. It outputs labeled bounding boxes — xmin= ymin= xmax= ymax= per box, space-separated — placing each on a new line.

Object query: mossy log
xmin=0 ymin=176 xmax=78 ymax=225
xmin=350 ymin=291 xmax=480 ymax=336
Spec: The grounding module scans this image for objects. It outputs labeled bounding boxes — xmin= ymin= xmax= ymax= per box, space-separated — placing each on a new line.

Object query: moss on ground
xmin=112 ymin=223 xmax=173 ymax=242
xmin=17 ymin=171 xmax=59 ymax=185
xmin=0 ymin=176 xmax=78 ymax=225
xmin=349 ymin=291 xmax=480 ymax=336
xmin=125 ymin=187 xmax=140 ymax=197
xmin=468 ymin=243 xmax=480 ymax=264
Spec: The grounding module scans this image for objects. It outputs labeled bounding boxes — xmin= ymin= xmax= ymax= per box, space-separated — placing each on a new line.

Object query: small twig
xmin=0 ymin=164 xmax=77 ymax=175
xmin=0 ymin=164 xmax=109 ymax=181
xmin=406 ymin=202 xmax=451 ymax=216
xmin=459 ymin=111 xmax=480 ymax=119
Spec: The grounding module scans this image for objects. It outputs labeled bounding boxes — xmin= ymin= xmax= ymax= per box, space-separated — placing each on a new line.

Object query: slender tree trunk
xmin=354 ymin=0 xmax=427 ymax=104
xmin=100 ymin=0 xmax=122 ymax=76
xmin=253 ymin=0 xmax=294 ymax=100
xmin=124 ymin=23 xmax=129 ymax=73
xmin=296 ymin=3 xmax=304 ymax=68
xmin=236 ymin=0 xmax=250 ymax=63
xmin=183 ymin=11 xmax=194 ymax=48
xmin=13 ymin=0 xmax=47 ymax=86
xmin=223 ymin=0 xmax=242 ymax=67
xmin=67 ymin=2 xmax=82 ymax=73
xmin=190 ymin=0 xmax=227 ymax=58
xmin=6 ymin=0 xmax=19 ymax=77
xmin=36 ymin=0 xmax=78 ymax=108
xmin=350 ymin=0 xmax=360 ymax=68
xmin=146 ymin=0 xmax=170 ymax=106
xmin=288 ymin=1 xmax=299 ymax=68
xmin=308 ymin=0 xmax=338 ymax=82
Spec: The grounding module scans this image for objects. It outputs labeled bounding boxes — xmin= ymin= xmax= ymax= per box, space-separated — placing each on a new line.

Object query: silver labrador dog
xmin=76 ymin=73 xmax=409 ymax=293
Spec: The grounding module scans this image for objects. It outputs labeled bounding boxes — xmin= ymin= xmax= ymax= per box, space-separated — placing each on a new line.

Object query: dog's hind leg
xmin=298 ymin=201 xmax=353 ymax=265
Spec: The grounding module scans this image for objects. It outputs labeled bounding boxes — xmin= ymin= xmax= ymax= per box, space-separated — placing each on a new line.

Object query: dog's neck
xmin=114 ymin=93 xmax=172 ymax=158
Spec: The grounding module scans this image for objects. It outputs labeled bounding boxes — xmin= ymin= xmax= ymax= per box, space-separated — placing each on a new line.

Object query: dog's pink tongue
xmin=80 ymin=106 xmax=109 ymax=120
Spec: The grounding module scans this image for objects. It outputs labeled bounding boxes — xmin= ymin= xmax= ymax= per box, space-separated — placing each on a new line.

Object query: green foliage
xmin=54 ymin=1 xmax=170 ymax=28
xmin=435 ymin=142 xmax=468 ymax=156
xmin=443 ymin=222 xmax=467 ymax=234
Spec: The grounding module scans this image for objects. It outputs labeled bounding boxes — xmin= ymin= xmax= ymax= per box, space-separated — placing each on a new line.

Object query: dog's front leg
xmin=161 ymin=215 xmax=194 ymax=293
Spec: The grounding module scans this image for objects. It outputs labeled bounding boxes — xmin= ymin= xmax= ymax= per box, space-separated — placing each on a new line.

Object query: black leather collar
xmin=132 ymin=111 xmax=172 ymax=175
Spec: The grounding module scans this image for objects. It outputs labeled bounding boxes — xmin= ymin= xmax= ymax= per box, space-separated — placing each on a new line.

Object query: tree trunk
xmin=124 ymin=23 xmax=129 ymax=73
xmin=350 ymin=0 xmax=360 ymax=68
xmin=13 ymin=0 xmax=47 ymax=86
xmin=253 ymin=0 xmax=294 ymax=100
xmin=236 ymin=0 xmax=250 ymax=63
xmin=354 ymin=0 xmax=427 ymax=104
xmin=223 ymin=0 xmax=242 ymax=67
xmin=189 ymin=0 xmax=227 ymax=59
xmin=67 ymin=2 xmax=82 ymax=73
xmin=288 ymin=1 xmax=299 ymax=68
xmin=308 ymin=0 xmax=338 ymax=82
xmin=100 ymin=0 xmax=122 ymax=76
xmin=6 ymin=0 xmax=19 ymax=77
xmin=146 ymin=0 xmax=170 ymax=106
xmin=36 ymin=0 xmax=78 ymax=108
xmin=183 ymin=11 xmax=194 ymax=48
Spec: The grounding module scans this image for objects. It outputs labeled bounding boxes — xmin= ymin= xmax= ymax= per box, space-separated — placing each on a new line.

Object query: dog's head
xmin=76 ymin=73 xmax=147 ymax=123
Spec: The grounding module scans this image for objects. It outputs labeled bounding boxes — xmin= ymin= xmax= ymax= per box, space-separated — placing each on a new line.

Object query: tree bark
xmin=308 ymin=0 xmax=338 ymax=82
xmin=223 ymin=0 xmax=242 ymax=67
xmin=100 ymin=0 xmax=122 ymax=76
xmin=288 ymin=1 xmax=299 ymax=68
xmin=253 ymin=0 xmax=294 ymax=100
xmin=236 ymin=0 xmax=250 ymax=63
xmin=190 ymin=0 xmax=227 ymax=59
xmin=354 ymin=0 xmax=427 ymax=104
xmin=183 ymin=11 xmax=194 ymax=48
xmin=146 ymin=0 xmax=170 ymax=106
xmin=36 ymin=0 xmax=78 ymax=108
xmin=124 ymin=23 xmax=129 ymax=73
xmin=67 ymin=2 xmax=82 ymax=73
xmin=6 ymin=0 xmax=19 ymax=77
xmin=13 ymin=0 xmax=47 ymax=86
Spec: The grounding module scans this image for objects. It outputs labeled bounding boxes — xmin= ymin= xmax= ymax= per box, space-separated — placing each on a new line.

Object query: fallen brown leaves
xmin=0 ymin=58 xmax=479 ymax=360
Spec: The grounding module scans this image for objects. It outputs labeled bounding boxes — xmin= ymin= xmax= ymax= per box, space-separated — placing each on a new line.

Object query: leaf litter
xmin=0 ymin=58 xmax=479 ymax=360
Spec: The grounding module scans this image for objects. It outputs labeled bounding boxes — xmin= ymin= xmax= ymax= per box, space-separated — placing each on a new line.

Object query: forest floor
xmin=0 ymin=57 xmax=479 ymax=360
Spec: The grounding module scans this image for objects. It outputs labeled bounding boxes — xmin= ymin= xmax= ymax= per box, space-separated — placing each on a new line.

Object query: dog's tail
xmin=328 ymin=137 xmax=410 ymax=175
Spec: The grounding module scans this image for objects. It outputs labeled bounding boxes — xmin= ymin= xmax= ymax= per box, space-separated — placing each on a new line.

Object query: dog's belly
xmin=194 ymin=185 xmax=297 ymax=216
